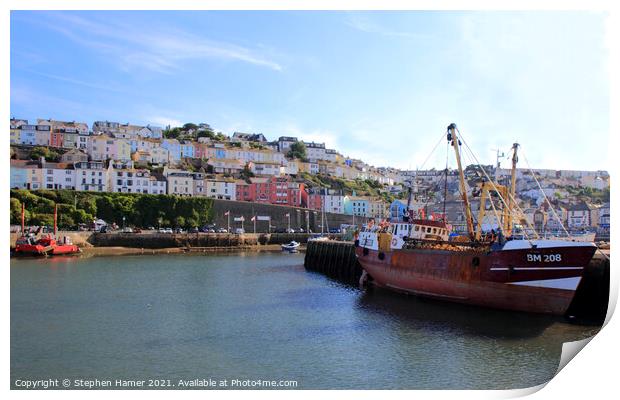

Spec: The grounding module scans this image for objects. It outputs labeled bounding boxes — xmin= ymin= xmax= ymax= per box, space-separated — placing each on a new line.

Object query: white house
xmin=249 ymin=161 xmax=281 ymax=176
xmin=567 ymin=203 xmax=592 ymax=229
xmin=304 ymin=141 xmax=326 ymax=162
xmin=205 ymin=179 xmax=236 ymax=200
xmin=277 ymin=136 xmax=298 ymax=153
xmin=74 ymin=161 xmax=108 ymax=192
xmin=41 ymin=162 xmax=76 ymax=190
xmin=167 ymin=172 xmax=194 ymax=196
xmin=323 ymin=194 xmax=345 ymax=214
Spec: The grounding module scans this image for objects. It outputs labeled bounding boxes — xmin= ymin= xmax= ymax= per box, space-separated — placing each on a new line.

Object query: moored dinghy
xmin=281 ymin=241 xmax=300 ymax=252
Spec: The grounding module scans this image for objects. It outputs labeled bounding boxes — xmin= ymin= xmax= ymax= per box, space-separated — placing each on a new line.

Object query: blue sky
xmin=10 ymin=10 xmax=609 ymax=171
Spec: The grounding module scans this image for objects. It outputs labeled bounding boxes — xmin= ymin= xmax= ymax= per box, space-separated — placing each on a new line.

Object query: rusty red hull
xmin=355 ymin=243 xmax=596 ymax=315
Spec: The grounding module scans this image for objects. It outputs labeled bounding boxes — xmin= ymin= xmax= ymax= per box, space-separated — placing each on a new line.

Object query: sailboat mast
xmin=447 ymin=123 xmax=475 ymax=240
xmin=508 ymin=143 xmax=519 ymax=236
xmin=54 ymin=204 xmax=58 ymax=236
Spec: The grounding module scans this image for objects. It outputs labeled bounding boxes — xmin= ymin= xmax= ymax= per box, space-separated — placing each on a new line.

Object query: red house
xmin=49 ymin=130 xmax=64 ymax=148
xmin=235 ymin=176 xmax=305 ymax=207
xmin=305 ymin=193 xmax=323 ymax=211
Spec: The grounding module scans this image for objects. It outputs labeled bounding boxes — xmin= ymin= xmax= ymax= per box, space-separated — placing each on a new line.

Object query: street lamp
xmin=122 ymin=216 xmax=126 ymax=230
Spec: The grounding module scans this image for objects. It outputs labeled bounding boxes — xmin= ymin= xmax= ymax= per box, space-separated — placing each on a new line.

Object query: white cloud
xmin=35 ymin=12 xmax=283 ymax=74
xmin=345 ymin=14 xmax=429 ymax=39
xmin=16 ymin=69 xmax=126 ymax=92
xmin=277 ymin=123 xmax=340 ymax=150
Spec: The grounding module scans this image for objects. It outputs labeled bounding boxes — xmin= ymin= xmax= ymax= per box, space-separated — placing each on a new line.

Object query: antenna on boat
xmin=492 ymin=148 xmax=506 ymax=181
xmin=447 ymin=123 xmax=475 ymax=240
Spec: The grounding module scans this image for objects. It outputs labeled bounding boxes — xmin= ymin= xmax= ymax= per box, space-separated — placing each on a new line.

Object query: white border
xmin=3 ymin=1 xmax=617 ymax=399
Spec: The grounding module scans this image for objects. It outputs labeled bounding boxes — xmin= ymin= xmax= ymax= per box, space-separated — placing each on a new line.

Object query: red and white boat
xmin=13 ymin=204 xmax=81 ymax=257
xmin=14 ymin=234 xmax=80 ymax=256
xmin=356 ymin=124 xmax=597 ymax=315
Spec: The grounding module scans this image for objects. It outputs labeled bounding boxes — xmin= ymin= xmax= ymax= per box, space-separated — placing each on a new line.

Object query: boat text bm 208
xmin=355 ymin=123 xmax=596 ymax=315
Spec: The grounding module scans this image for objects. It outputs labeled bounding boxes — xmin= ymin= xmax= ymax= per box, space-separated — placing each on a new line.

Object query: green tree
xmin=30 ymin=146 xmax=60 ymax=162
xmin=287 ymin=141 xmax=307 ymax=160
xmin=163 ymin=127 xmax=182 ymax=139
xmin=10 ymin=198 xmax=24 ymax=225
xmin=183 ymin=123 xmax=199 ymax=131
xmin=240 ymin=163 xmax=255 ymax=182
xmin=174 ymin=216 xmax=185 ymax=228
xmin=30 ymin=213 xmax=54 ymax=227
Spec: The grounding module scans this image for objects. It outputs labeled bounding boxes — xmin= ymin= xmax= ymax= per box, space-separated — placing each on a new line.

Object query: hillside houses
xmin=8 ymin=117 xmax=610 ymax=225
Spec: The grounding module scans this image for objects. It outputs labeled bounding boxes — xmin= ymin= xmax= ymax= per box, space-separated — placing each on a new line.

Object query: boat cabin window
xmin=426 ymin=227 xmax=431 ymax=233
xmin=432 ymin=228 xmax=437 ymax=234
xmin=415 ymin=226 xmax=420 ymax=232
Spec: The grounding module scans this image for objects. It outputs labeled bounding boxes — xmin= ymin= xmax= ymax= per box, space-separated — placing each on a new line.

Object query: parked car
xmin=329 ymin=228 xmax=341 ymax=233
xmin=208 ymin=229 xmax=216 ymax=233
xmin=189 ymin=227 xmax=200 ymax=233
xmin=121 ymin=227 xmax=134 ymax=233
xmin=175 ymin=228 xmax=185 ymax=234
xmin=234 ymin=228 xmax=245 ymax=234
xmin=217 ymin=228 xmax=228 ymax=233
xmin=274 ymin=227 xmax=286 ymax=233
xmin=286 ymin=228 xmax=295 ymax=233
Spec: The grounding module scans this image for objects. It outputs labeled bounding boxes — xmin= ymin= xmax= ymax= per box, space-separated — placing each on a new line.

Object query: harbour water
xmin=11 ymin=252 xmax=600 ymax=389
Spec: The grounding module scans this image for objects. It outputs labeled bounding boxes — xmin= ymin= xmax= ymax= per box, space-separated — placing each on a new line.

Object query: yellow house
xmin=115 ymin=139 xmax=132 ymax=161
xmin=10 ymin=128 xmax=20 ymax=144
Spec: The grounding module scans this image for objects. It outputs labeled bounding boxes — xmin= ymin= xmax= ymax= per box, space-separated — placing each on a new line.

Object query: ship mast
xmin=447 ymin=123 xmax=475 ymax=240
xmin=507 ymin=143 xmax=519 ymax=236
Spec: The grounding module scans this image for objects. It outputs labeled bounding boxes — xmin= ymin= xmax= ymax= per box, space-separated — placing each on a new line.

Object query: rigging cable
xmin=418 ymin=130 xmax=449 ymax=171
xmin=520 ymin=149 xmax=609 ymax=261
xmin=519 ymin=149 xmax=570 ymax=238
xmin=456 ymin=128 xmax=538 ymax=240
xmin=442 ymin=140 xmax=449 ymax=219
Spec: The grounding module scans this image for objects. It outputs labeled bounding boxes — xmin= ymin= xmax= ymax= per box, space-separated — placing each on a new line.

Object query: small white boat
xmin=281 ymin=241 xmax=300 ymax=252
xmin=308 ymin=235 xmax=330 ymax=242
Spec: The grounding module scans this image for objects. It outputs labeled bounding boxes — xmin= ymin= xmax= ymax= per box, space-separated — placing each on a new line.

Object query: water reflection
xmin=356 ymin=288 xmax=559 ymax=339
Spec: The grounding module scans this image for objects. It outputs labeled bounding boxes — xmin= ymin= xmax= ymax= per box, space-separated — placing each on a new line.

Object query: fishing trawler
xmin=356 ymin=123 xmax=597 ymax=315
